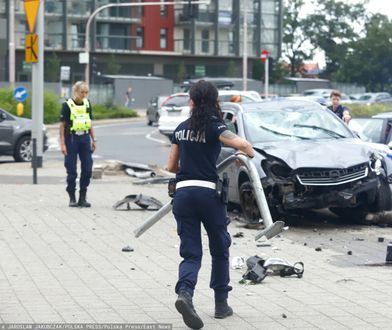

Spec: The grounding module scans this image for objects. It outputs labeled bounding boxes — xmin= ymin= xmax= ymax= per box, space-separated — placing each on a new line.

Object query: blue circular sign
xmin=13 ymin=86 xmax=28 ymax=102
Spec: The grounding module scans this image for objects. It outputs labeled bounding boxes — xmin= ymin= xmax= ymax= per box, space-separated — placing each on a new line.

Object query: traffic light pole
xmin=265 ymin=58 xmax=269 ymax=100
xmin=84 ymin=1 xmax=209 ymax=85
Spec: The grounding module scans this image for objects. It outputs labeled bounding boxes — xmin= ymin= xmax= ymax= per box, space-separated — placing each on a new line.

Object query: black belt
xmin=71 ymin=131 xmax=89 ymax=136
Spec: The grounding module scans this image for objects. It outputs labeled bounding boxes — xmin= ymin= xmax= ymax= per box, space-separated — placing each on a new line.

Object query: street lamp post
xmin=9 ymin=0 xmax=15 ymax=87
xmin=242 ymin=0 xmax=247 ymax=91
xmin=84 ymin=1 xmax=209 ymax=85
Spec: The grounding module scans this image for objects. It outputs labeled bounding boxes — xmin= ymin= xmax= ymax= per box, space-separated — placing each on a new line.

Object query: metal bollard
xmin=133 ymin=154 xmax=285 ymax=240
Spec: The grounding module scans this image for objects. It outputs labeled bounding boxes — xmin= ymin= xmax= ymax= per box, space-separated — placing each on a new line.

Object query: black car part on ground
xmin=242 ymin=256 xmax=304 ymax=283
xmin=113 ymin=194 xmax=163 ymax=211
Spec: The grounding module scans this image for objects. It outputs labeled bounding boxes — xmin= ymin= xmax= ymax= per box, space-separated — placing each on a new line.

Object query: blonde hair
xmin=72 ymin=81 xmax=89 ymax=96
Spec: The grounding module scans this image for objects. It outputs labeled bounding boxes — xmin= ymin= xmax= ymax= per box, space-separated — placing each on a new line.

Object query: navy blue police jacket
xmin=172 ymin=117 xmax=228 ymax=184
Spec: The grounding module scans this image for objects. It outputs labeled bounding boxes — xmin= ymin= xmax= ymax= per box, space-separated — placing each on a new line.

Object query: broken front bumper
xmin=282 ymin=177 xmax=379 ymax=210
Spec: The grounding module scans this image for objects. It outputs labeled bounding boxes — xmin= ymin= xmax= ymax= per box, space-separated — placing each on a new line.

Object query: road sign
xmin=79 ymin=52 xmax=89 ymax=64
xmin=60 ymin=66 xmax=71 ymax=81
xmin=24 ymin=0 xmax=41 ymax=33
xmin=13 ymin=87 xmax=28 ymax=102
xmin=25 ymin=34 xmax=38 ymax=63
xmin=260 ymin=49 xmax=269 ymax=62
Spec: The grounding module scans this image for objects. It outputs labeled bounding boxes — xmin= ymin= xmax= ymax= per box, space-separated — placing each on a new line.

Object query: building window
xmin=183 ymin=29 xmax=190 ymax=50
xmin=136 ymin=27 xmax=144 ymax=48
xmin=160 ymin=28 xmax=167 ymax=49
xmin=160 ymin=0 xmax=167 ymax=17
xmin=201 ymin=29 xmax=209 ymax=53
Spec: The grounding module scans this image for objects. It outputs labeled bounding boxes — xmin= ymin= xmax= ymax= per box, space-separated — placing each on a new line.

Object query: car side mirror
xmin=388 ymin=141 xmax=392 ymax=150
xmin=0 ymin=112 xmax=6 ymax=121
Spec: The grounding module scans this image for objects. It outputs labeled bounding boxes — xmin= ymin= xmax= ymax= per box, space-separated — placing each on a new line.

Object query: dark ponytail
xmin=189 ymin=80 xmax=222 ymax=134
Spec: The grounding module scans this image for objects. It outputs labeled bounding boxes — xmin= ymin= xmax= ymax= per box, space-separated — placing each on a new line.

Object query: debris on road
xmin=113 ymin=194 xmax=163 ymax=210
xmin=133 ymin=176 xmax=174 ymax=185
xmin=315 ymin=247 xmax=322 ymax=252
xmin=386 ymin=243 xmax=392 ymax=263
xmin=233 ymin=232 xmax=244 ymax=238
xmin=122 ymin=245 xmax=134 ymax=252
xmin=231 ymin=256 xmax=247 ymax=269
xmin=378 ymin=237 xmax=385 ymax=243
xmin=241 ymin=256 xmax=304 ymax=284
xmin=347 ymin=251 xmax=353 ymax=255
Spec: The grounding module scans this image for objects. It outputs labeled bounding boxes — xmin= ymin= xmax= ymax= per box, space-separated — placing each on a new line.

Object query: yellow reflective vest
xmin=66 ymin=98 xmax=92 ymax=132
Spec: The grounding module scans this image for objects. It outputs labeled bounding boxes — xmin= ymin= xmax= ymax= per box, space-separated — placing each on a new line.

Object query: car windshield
xmin=349 ymin=118 xmax=385 ymax=143
xmin=163 ymin=95 xmax=189 ymax=107
xmin=243 ymin=103 xmax=354 ymax=143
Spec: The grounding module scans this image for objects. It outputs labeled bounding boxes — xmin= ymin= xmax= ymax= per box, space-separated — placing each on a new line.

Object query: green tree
xmin=177 ymin=62 xmax=186 ymax=82
xmin=106 ymin=54 xmax=121 ymax=75
xmin=225 ymin=60 xmax=237 ymax=77
xmin=45 ymin=53 xmax=60 ymax=82
xmin=306 ymin=0 xmax=367 ymax=78
xmin=282 ymin=0 xmax=314 ymax=77
xmin=336 ymin=14 xmax=392 ymax=92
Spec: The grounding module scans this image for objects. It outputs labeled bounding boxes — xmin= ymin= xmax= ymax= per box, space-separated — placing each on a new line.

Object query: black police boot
xmin=214 ymin=299 xmax=233 ymax=319
xmin=78 ymin=189 xmax=91 ymax=208
xmin=68 ymin=191 xmax=78 ymax=207
xmin=175 ymin=290 xmax=204 ymax=329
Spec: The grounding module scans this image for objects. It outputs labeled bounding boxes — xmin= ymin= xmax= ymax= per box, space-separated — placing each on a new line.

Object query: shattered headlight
xmin=263 ymin=159 xmax=292 ymax=178
xmin=369 ymin=154 xmax=382 ymax=175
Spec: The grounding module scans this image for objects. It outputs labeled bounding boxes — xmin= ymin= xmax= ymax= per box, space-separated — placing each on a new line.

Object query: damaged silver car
xmin=218 ymin=99 xmax=392 ymax=223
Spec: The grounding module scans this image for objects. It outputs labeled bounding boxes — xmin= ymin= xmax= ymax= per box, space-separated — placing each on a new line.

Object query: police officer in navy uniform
xmin=59 ymin=81 xmax=96 ymax=207
xmin=166 ymin=80 xmax=255 ymax=329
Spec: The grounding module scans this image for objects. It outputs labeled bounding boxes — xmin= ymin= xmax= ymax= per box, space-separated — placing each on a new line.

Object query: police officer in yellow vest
xmin=60 ymin=81 xmax=96 ymax=207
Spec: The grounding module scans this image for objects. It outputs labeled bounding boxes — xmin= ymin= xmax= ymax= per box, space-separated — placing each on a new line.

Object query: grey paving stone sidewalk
xmin=1 ymin=161 xmax=392 ymax=329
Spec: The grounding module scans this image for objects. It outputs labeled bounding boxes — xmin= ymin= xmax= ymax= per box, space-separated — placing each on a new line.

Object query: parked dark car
xmin=349 ymin=112 xmax=392 ymax=146
xmin=146 ymin=95 xmax=168 ymax=126
xmin=218 ymin=100 xmax=392 ymax=223
xmin=0 ymin=108 xmax=48 ymax=162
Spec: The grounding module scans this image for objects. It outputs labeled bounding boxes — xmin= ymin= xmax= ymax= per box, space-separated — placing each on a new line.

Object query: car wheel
xmin=14 ymin=136 xmax=32 ymax=162
xmin=239 ymin=181 xmax=260 ymax=223
xmin=147 ymin=118 xmax=153 ymax=126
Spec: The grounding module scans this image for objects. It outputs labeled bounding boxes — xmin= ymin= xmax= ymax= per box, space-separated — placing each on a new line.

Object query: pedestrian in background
xmin=124 ymin=86 xmax=133 ymax=108
xmin=59 ymin=81 xmax=96 ymax=207
xmin=327 ymin=90 xmax=351 ymax=123
xmin=166 ymin=80 xmax=255 ymax=329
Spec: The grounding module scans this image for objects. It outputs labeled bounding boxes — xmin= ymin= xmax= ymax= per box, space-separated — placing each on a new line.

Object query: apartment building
xmin=0 ymin=0 xmax=283 ymax=82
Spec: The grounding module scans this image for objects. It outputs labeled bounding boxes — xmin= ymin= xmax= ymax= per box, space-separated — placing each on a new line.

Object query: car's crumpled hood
xmin=253 ymin=138 xmax=377 ymax=169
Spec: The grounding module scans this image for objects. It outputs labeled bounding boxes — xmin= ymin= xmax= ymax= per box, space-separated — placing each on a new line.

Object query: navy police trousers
xmin=172 ymin=186 xmax=232 ymax=301
xmin=64 ymin=134 xmax=93 ymax=193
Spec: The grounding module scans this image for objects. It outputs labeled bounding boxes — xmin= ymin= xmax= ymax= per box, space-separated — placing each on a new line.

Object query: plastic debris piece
xmin=282 ymin=313 xmax=287 ymax=319
xmin=122 ymin=245 xmax=134 ymax=252
xmin=233 ymin=232 xmax=244 ymax=238
xmin=315 ymin=247 xmax=322 ymax=252
xmin=347 ymin=251 xmax=353 ymax=255
xmin=113 ymin=194 xmax=163 ymax=211
xmin=378 ymin=237 xmax=385 ymax=243
xmin=231 ymin=256 xmax=247 ymax=269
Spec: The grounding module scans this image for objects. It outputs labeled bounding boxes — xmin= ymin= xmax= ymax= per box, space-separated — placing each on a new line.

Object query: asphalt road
xmin=93 ymin=120 xmax=170 ymax=166
xmin=14 ymin=118 xmax=172 ymax=166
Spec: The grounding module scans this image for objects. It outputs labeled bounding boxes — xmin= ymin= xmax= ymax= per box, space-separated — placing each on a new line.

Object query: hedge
xmin=342 ymin=103 xmax=392 ymax=118
xmin=0 ymin=88 xmax=138 ymax=124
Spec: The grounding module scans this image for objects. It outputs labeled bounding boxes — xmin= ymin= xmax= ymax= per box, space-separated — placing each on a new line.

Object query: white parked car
xmin=158 ymin=90 xmax=262 ymax=140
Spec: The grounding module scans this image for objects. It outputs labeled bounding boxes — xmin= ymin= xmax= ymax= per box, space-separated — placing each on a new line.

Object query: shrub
xmin=343 ymin=103 xmax=392 ymax=118
xmin=0 ymin=88 xmax=138 ymax=124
